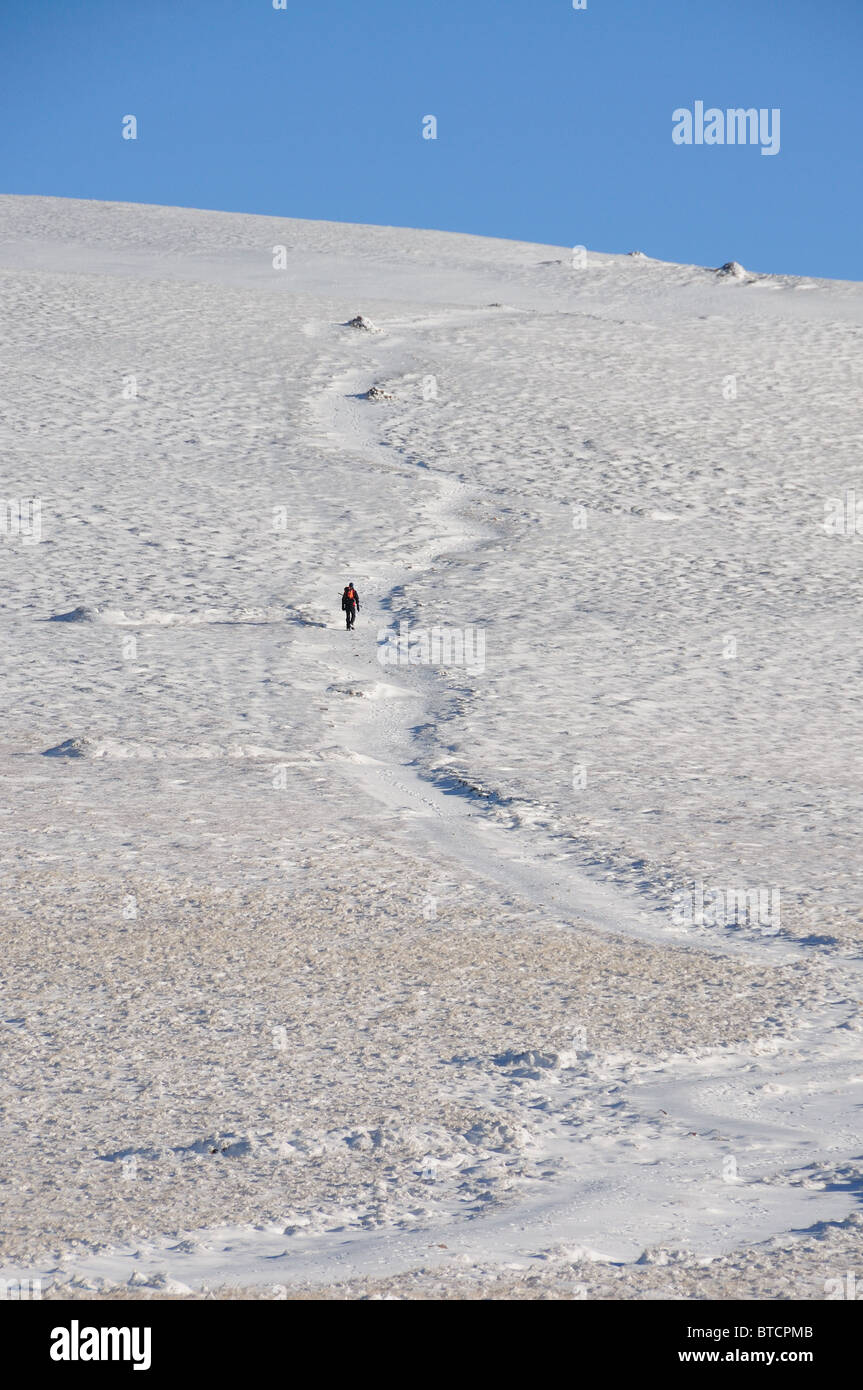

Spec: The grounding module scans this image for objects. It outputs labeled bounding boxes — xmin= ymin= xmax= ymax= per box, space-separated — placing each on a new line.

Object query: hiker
xmin=341 ymin=582 xmax=360 ymax=630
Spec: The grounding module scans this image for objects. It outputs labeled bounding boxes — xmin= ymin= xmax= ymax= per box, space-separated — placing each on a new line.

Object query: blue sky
xmin=0 ymin=0 xmax=860 ymax=279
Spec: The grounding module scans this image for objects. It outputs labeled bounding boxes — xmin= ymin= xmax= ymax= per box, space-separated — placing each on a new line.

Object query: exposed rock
xmin=50 ymin=605 xmax=102 ymax=622
xmin=345 ymin=314 xmax=379 ymax=332
xmin=42 ymin=736 xmax=92 ymax=758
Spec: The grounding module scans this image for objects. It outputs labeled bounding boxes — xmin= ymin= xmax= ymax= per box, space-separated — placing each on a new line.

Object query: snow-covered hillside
xmin=1 ymin=196 xmax=862 ymax=1298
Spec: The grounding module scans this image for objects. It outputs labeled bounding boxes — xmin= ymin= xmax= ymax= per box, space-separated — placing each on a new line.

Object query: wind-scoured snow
xmin=1 ymin=195 xmax=862 ymax=1299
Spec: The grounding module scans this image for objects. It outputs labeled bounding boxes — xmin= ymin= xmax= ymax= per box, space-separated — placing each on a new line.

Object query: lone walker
xmin=341 ymin=582 xmax=360 ymax=630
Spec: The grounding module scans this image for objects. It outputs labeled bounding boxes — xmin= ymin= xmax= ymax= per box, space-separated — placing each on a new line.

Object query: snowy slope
xmin=1 ymin=196 xmax=862 ymax=1298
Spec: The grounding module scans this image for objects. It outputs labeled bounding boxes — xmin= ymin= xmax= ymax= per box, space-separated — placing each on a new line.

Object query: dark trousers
xmin=344 ymin=604 xmax=357 ymax=629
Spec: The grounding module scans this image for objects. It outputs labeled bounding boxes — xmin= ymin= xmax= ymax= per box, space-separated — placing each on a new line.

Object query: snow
xmin=1 ymin=194 xmax=862 ymax=1299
